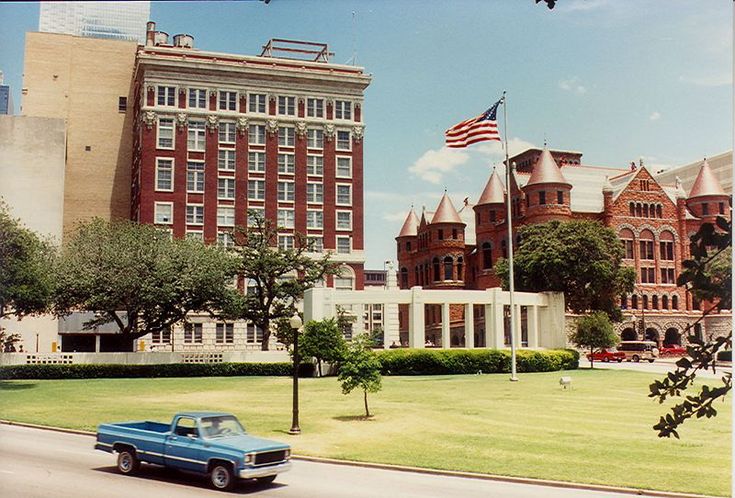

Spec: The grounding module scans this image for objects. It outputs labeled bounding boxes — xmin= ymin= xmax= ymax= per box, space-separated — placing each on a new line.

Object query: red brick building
xmin=132 ymin=23 xmax=371 ymax=291
xmin=396 ymin=148 xmax=731 ymax=346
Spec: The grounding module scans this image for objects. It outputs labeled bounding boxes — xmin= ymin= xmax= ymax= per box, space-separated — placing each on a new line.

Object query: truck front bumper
xmin=239 ymin=461 xmax=292 ymax=479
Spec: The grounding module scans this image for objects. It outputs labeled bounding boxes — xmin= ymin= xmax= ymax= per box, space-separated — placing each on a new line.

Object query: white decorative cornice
xmin=175 ymin=112 xmax=187 ymax=128
xmin=266 ymin=119 xmax=279 ymax=135
xmin=295 ymin=121 xmax=307 ymax=138
xmin=142 ymin=110 xmax=157 ymax=129
xmin=352 ymin=124 xmax=365 ymax=142
xmin=236 ymin=116 xmax=249 ymax=135
xmin=206 ymin=114 xmax=219 ymax=131
xmin=323 ymin=123 xmax=335 ymax=140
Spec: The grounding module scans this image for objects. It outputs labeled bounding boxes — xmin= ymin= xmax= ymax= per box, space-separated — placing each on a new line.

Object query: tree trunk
xmin=590 ymin=345 xmax=594 ymax=369
xmin=363 ymin=389 xmax=370 ymax=418
xmin=260 ymin=319 xmax=270 ymax=351
xmin=316 ymin=359 xmax=322 ymax=377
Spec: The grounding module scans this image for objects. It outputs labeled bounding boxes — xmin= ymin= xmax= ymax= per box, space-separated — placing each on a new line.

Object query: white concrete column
xmin=354 ymin=304 xmax=366 ymax=336
xmin=383 ymin=301 xmax=400 ymax=349
xmin=484 ymin=304 xmax=494 ymax=348
xmin=95 ymin=334 xmax=101 ymax=353
xmin=493 ymin=303 xmax=506 ymax=348
xmin=408 ymin=287 xmax=425 ymax=348
xmin=513 ymin=304 xmax=522 ymax=349
xmin=528 ymin=305 xmax=539 ymax=348
xmin=441 ymin=303 xmax=451 ymax=349
xmin=464 ymin=303 xmax=475 ymax=349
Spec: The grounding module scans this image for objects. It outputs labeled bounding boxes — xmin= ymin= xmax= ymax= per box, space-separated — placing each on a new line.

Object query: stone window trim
xmin=336 ymin=210 xmax=353 ymax=231
xmin=154 ymin=158 xmax=174 ymax=192
xmin=154 ymin=202 xmax=174 ymax=225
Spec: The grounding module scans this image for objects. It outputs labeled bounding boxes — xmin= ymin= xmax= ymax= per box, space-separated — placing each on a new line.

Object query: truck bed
xmin=96 ymin=420 xmax=170 ymax=464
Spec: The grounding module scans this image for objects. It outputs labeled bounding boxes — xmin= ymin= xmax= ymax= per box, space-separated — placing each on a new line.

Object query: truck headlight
xmin=285 ymin=449 xmax=291 ymax=459
xmin=244 ymin=453 xmax=254 ymax=464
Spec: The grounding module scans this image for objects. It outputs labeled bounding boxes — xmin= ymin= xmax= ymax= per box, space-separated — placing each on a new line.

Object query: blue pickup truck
xmin=95 ymin=411 xmax=291 ymax=491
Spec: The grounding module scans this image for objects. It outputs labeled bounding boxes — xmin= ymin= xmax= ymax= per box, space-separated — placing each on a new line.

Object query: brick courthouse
xmin=396 ymin=148 xmax=731 ymax=347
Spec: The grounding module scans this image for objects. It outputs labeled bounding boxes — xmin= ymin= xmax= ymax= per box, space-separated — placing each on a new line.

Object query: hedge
xmin=376 ymin=348 xmax=579 ymax=376
xmin=717 ymin=350 xmax=732 ymax=362
xmin=0 ymin=362 xmax=314 ymax=380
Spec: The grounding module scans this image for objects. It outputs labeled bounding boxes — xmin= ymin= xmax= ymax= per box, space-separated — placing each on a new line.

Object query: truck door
xmin=165 ymin=417 xmax=205 ymax=472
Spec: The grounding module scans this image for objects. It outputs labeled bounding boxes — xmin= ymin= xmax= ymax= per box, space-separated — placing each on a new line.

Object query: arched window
xmin=621 ymin=295 xmax=628 ymax=309
xmin=629 ymin=203 xmax=635 ymax=216
xmin=652 ymin=295 xmax=659 ymax=309
xmin=642 ymin=294 xmax=649 ymax=309
xmin=433 ymin=258 xmax=440 ymax=281
xmin=457 ymin=257 xmax=464 ymax=281
xmin=620 ymin=228 xmax=635 ymax=259
xmin=662 ymin=295 xmax=669 ymax=309
xmin=443 ymin=256 xmax=454 ymax=280
xmin=631 ymin=295 xmax=638 ymax=309
xmin=672 ymin=295 xmax=678 ymax=309
xmin=656 ymin=205 xmax=662 ymax=218
xmin=643 ymin=204 xmax=649 ymax=217
xmin=482 ymin=242 xmax=493 ymax=269
xmin=636 ymin=203 xmax=642 ymax=217
xmin=659 ymin=231 xmax=675 ymax=260
xmin=400 ymin=267 xmax=408 ymax=288
xmin=639 ymin=229 xmax=655 ymax=260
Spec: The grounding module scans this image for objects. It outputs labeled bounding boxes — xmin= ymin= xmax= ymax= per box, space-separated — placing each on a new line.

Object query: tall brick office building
xmin=396 ymin=148 xmax=731 ymax=347
xmin=133 ymin=23 xmax=371 ymax=291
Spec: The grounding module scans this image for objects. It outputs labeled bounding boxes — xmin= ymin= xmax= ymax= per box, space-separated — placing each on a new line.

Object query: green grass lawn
xmin=0 ymin=369 xmax=730 ymax=496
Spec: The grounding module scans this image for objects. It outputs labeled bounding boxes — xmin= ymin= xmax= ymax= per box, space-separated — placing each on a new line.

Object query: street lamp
xmin=288 ymin=313 xmax=303 ymax=435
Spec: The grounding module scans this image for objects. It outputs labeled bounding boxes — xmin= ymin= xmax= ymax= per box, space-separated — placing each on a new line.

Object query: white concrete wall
xmin=0 ymin=350 xmax=290 ymax=366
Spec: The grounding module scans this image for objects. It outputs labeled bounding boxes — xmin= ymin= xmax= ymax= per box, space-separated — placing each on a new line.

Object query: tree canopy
xmin=338 ymin=334 xmax=383 ymax=418
xmin=54 ymin=218 xmax=239 ymax=340
xmin=301 ymin=318 xmax=347 ymax=377
xmin=570 ymin=311 xmax=618 ymax=368
xmin=494 ymin=220 xmax=636 ymax=320
xmin=0 ymin=201 xmax=56 ymax=320
xmin=224 ymin=211 xmax=340 ymax=350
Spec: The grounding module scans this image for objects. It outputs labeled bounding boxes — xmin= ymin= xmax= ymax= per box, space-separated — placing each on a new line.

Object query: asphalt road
xmin=0 ymin=424 xmax=636 ymax=498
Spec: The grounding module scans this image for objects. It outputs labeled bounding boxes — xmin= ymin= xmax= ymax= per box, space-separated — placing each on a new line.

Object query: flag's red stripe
xmin=446 ymin=135 xmax=501 ymax=148
xmin=445 ymin=121 xmax=498 ymax=137
xmin=445 ymin=125 xmax=500 ymax=144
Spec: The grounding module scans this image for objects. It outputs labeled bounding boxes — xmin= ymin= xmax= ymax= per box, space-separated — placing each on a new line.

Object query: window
xmin=184 ymin=323 xmax=203 ymax=343
xmin=215 ymin=323 xmax=234 ymax=344
xmin=639 ymin=231 xmax=655 ymax=260
xmin=278 ymin=96 xmax=295 ymax=115
xmin=307 ymin=98 xmax=324 ymax=118
xmin=337 ymin=236 xmax=351 ymax=254
xmin=538 ymin=191 xmax=546 ymax=205
xmin=307 ymin=236 xmax=323 ymax=253
xmin=218 ymin=149 xmax=235 ymax=171
xmin=151 ymin=327 xmax=171 ymax=344
xmin=306 ymin=210 xmax=323 ymax=229
xmin=629 ymin=203 xmax=635 ymax=216
xmin=631 ymin=295 xmax=638 ymax=309
xmin=433 ymin=258 xmax=440 ymax=281
xmin=278 ymin=181 xmax=295 ymax=202
xmin=620 ymin=295 xmax=628 ymax=309
xmin=248 ymin=152 xmax=266 ymax=172
xmin=157 ymin=118 xmax=174 ymax=149
xmin=154 ymin=203 xmax=173 ymax=224
xmin=248 ymin=180 xmax=265 ymax=200
xmin=482 ymin=242 xmax=492 ymax=269
xmin=247 ymin=207 xmax=264 ymax=226
xmin=277 ymin=209 xmax=295 ymax=229
xmin=444 ymin=256 xmax=453 ymax=280
xmin=672 ymin=295 xmax=678 ymax=309
xmin=659 ymin=241 xmax=674 ymax=260
xmin=307 ymin=129 xmax=323 ymax=149
xmin=187 ymin=162 xmax=204 ymax=192
xmin=557 ymin=191 xmax=564 ymax=204
xmin=155 ymin=158 xmax=173 ymax=191
xmin=218 ymin=91 xmax=237 ymax=111
xmin=278 ymin=127 xmax=295 ymax=147
xmin=278 ymin=235 xmax=295 ymax=250
xmin=187 ymin=121 xmax=206 ymax=151
xmin=217 ymin=206 xmax=235 ymax=226
xmin=307 ymin=183 xmax=323 ymax=203
xmin=249 ymin=124 xmax=266 ymax=145
xmin=662 ymin=295 xmax=669 ymax=309
xmin=278 ymin=153 xmax=295 ymax=174
xmin=336 ymin=184 xmax=352 ymax=205
xmin=246 ymin=323 xmax=264 ymax=343
xmin=438 ymin=229 xmax=444 ymax=240
xmin=336 ymin=130 xmax=351 ymax=150
xmin=188 ymin=88 xmax=207 ymax=109
xmin=642 ymin=294 xmax=649 ymax=309
xmin=661 ymin=268 xmax=676 ymax=284
xmin=623 ymin=239 xmax=634 ymax=259
xmin=307 ymin=155 xmax=323 ymax=175
xmin=218 ymin=122 xmax=236 ymax=144
xmin=641 ymin=267 xmax=656 ymax=284
xmin=336 ymin=157 xmax=352 ymax=178
xmin=652 ymin=295 xmax=659 ymax=310
xmin=157 ymin=85 xmax=175 ymax=106
xmin=118 ymin=96 xmax=127 ymax=112
xmin=217 ymin=232 xmax=234 ymax=248
xmin=186 ymin=205 xmax=204 ymax=225
xmin=186 ymin=230 xmax=203 ymax=241
xmin=335 ymin=277 xmax=353 ymax=291
xmin=249 ymin=93 xmax=266 ymax=113
xmin=218 ymin=178 xmax=235 ymax=199
xmin=336 ymin=211 xmax=352 ymax=230
xmin=334 ymin=100 xmax=352 ymax=120
xmin=702 ymin=203 xmax=709 ymax=215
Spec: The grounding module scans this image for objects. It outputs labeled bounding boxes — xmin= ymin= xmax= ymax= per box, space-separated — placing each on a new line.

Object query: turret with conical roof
xmin=426 ymin=192 xmax=466 ymax=288
xmin=521 ymin=147 xmax=573 ymax=222
xmin=686 ymin=159 xmax=730 ymax=221
xmin=395 ymin=207 xmax=419 ymax=288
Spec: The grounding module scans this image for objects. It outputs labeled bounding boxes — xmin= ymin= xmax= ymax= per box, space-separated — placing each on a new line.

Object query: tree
xmin=338 ymin=334 xmax=383 ymax=418
xmin=301 ymin=318 xmax=347 ymax=377
xmin=494 ymin=220 xmax=636 ymax=321
xmin=569 ymin=311 xmax=618 ymax=369
xmin=0 ymin=201 xmax=56 ymax=320
xmin=649 ymin=217 xmax=732 ymax=438
xmin=535 ymin=0 xmax=557 ymax=9
xmin=225 ymin=211 xmax=340 ymax=351
xmin=0 ymin=327 xmax=21 ymax=352
xmin=54 ymin=219 xmax=239 ymax=342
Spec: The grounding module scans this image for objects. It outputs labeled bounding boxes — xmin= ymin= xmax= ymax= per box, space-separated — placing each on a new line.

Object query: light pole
xmin=288 ymin=313 xmax=303 ymax=435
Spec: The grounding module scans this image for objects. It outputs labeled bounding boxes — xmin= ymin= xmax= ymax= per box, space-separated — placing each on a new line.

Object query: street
xmin=580 ymin=357 xmax=732 ymax=380
xmin=0 ymin=424 xmax=638 ymax=498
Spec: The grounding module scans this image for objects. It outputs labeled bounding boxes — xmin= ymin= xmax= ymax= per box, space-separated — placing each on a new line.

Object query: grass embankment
xmin=0 ymin=369 xmax=730 ymax=496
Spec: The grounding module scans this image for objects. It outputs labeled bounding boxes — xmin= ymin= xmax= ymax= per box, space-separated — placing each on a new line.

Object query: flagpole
xmin=502 ymin=90 xmax=519 ymax=382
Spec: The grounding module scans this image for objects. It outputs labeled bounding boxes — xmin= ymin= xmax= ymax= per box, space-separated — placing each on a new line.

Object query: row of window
xmin=176 ymin=228 xmax=350 ymax=254
xmin=154 ymin=155 xmax=353 ymax=188
xmin=155 ymin=86 xmax=357 ymax=120
xmin=157 ymin=119 xmax=353 ymax=151
xmin=399 ymin=255 xmax=465 ymax=287
xmin=621 ymin=237 xmax=675 ymax=261
xmin=628 ymin=202 xmax=664 ymax=218
xmin=622 ymin=294 xmax=680 ymax=311
xmin=527 ymin=190 xmax=565 ymax=207
xmin=151 ymin=323 xmax=263 ymax=345
xmin=638 ymin=267 xmax=676 ymax=284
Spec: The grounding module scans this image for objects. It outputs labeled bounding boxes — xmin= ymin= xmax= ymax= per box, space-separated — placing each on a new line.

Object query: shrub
xmin=0 ymin=362 xmax=314 ymax=380
xmin=376 ymin=348 xmax=578 ymax=376
xmin=716 ymin=350 xmax=732 ymax=362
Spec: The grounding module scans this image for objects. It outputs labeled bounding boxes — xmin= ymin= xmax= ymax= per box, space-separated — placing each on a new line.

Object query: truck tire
xmin=632 ymin=355 xmax=640 ymax=362
xmin=256 ymin=475 xmax=277 ymax=485
xmin=210 ymin=463 xmax=235 ymax=491
xmin=117 ymin=449 xmax=140 ymax=475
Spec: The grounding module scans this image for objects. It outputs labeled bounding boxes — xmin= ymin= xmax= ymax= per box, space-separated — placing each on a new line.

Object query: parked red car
xmin=586 ymin=348 xmax=626 ymax=363
xmin=660 ymin=344 xmax=687 ymax=357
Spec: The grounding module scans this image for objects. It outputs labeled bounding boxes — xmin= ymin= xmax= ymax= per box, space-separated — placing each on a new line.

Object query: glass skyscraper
xmin=39 ymin=1 xmax=151 ymax=44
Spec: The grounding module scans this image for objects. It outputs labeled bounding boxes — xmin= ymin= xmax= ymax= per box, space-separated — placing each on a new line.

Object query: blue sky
xmin=0 ymin=1 xmax=731 ymax=268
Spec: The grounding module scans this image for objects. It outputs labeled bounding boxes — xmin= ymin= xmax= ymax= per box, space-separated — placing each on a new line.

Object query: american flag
xmin=445 ymin=99 xmax=502 ymax=148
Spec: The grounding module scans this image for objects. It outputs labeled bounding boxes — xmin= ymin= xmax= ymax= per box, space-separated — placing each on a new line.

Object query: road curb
xmin=0 ymin=420 xmax=719 ymax=498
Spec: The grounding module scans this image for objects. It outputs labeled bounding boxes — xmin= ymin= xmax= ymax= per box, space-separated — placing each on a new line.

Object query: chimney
xmin=146 ymin=21 xmax=156 ymax=47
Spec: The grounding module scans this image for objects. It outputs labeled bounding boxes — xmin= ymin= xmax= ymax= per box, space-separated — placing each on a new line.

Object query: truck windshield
xmin=200 ymin=416 xmax=246 ymax=438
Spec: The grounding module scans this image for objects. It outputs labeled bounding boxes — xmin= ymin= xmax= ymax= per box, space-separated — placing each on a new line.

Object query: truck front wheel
xmin=117 ymin=450 xmax=140 ymax=475
xmin=210 ymin=463 xmax=235 ymax=491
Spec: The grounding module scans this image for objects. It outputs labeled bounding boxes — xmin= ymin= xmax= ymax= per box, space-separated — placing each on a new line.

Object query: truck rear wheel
xmin=210 ymin=463 xmax=235 ymax=491
xmin=117 ymin=449 xmax=140 ymax=475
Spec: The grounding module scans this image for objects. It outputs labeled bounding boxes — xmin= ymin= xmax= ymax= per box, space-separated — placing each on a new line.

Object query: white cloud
xmin=678 ymin=74 xmax=732 ymax=88
xmin=407 ymin=147 xmax=470 ymax=184
xmin=559 ymin=76 xmax=587 ymax=94
xmin=473 ymin=137 xmax=537 ymax=162
xmin=563 ymin=0 xmax=611 ymax=12
xmin=649 ymin=111 xmax=661 ymax=121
